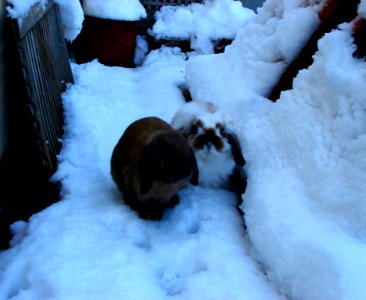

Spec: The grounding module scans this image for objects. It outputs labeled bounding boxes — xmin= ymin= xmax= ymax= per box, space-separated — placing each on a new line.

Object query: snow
xmin=56 ymin=0 xmax=84 ymax=41
xmin=243 ymin=28 xmax=366 ymax=299
xmin=150 ymin=0 xmax=255 ymax=54
xmin=6 ymin=0 xmax=146 ymax=41
xmin=6 ymin=0 xmax=84 ymax=41
xmin=185 ymin=0 xmax=321 ymax=101
xmin=359 ymin=0 xmax=366 ymax=18
xmin=134 ymin=35 xmax=149 ymax=66
xmin=0 ymin=50 xmax=281 ymax=300
xmin=82 ymin=0 xmax=146 ymax=21
xmin=1 ymin=0 xmax=366 ymax=299
xmin=6 ymin=0 xmax=44 ymax=20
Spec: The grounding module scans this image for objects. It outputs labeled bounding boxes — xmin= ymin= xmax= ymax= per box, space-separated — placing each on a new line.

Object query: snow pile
xmin=186 ymin=0 xmax=322 ymax=102
xmin=56 ymin=0 xmax=84 ymax=41
xmin=150 ymin=0 xmax=255 ymax=53
xmin=82 ymin=0 xmax=146 ymax=21
xmin=6 ymin=0 xmax=84 ymax=41
xmin=242 ymin=27 xmax=366 ymax=300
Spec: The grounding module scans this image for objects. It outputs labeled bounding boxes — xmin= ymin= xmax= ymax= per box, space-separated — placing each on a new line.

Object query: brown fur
xmin=111 ymin=117 xmax=198 ymax=220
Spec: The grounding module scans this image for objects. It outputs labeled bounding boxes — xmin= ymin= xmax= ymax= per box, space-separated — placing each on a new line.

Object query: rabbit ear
xmin=139 ymin=143 xmax=157 ymax=194
xmin=189 ymin=149 xmax=199 ymax=186
xmin=229 ymin=165 xmax=247 ymax=195
xmin=222 ymin=128 xmax=246 ymax=166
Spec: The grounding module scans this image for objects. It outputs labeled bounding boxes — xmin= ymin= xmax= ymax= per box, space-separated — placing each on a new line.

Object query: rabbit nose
xmin=201 ymin=130 xmax=217 ymax=150
xmin=194 ymin=129 xmax=220 ymax=151
xmin=205 ymin=143 xmax=212 ymax=151
xmin=202 ymin=129 xmax=216 ymax=140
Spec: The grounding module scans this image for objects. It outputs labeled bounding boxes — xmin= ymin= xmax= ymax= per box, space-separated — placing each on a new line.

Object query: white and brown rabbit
xmin=111 ymin=117 xmax=198 ymax=220
xmin=171 ymin=101 xmax=247 ymax=203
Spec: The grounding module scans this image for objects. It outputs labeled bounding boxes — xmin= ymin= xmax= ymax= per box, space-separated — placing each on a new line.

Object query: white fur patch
xmin=195 ymin=148 xmax=235 ymax=189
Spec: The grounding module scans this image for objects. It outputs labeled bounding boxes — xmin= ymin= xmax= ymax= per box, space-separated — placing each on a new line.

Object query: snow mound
xmin=242 ymin=28 xmax=366 ymax=300
xmin=185 ymin=0 xmax=321 ymax=104
xmin=82 ymin=0 xmax=146 ymax=21
xmin=150 ymin=0 xmax=255 ymax=54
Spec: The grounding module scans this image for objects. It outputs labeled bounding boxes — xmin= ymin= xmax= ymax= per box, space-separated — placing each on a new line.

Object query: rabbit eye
xmin=194 ymin=119 xmax=203 ymax=128
xmin=190 ymin=124 xmax=198 ymax=135
xmin=216 ymin=123 xmax=225 ymax=135
xmin=191 ymin=119 xmax=204 ymax=135
xmin=216 ymin=123 xmax=224 ymax=130
xmin=191 ymin=123 xmax=200 ymax=135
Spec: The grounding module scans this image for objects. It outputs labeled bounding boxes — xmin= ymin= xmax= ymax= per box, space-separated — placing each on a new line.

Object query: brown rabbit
xmin=111 ymin=117 xmax=198 ymax=220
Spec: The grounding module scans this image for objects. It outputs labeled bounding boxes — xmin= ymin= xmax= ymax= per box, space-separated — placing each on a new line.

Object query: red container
xmin=73 ymin=16 xmax=139 ymax=67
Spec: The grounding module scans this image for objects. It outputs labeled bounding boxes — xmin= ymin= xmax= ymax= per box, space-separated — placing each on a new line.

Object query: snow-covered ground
xmin=1 ymin=0 xmax=366 ymax=299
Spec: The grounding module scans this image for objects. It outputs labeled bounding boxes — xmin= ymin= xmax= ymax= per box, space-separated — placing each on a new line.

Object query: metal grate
xmin=16 ymin=0 xmax=73 ymax=172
